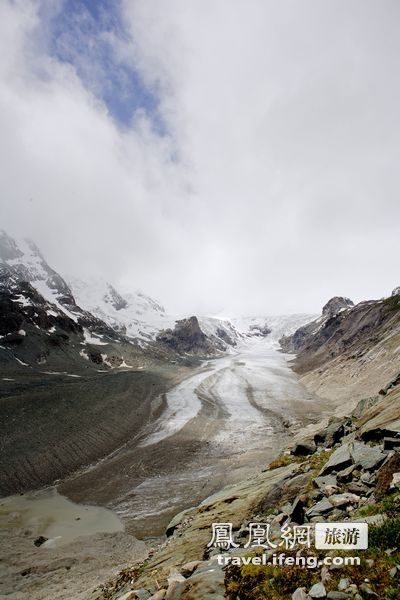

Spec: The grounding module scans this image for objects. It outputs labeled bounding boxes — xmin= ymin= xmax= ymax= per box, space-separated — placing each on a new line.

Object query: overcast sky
xmin=0 ymin=0 xmax=399 ymax=315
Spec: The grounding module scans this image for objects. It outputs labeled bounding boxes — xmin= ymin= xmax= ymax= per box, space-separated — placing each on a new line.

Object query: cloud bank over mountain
xmin=1 ymin=0 xmax=399 ymax=314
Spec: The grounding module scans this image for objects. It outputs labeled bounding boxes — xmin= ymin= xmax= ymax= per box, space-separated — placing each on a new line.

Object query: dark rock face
xmin=104 ymin=284 xmax=128 ymax=311
xmin=322 ymin=296 xmax=354 ymax=317
xmin=215 ymin=327 xmax=236 ymax=346
xmin=156 ymin=316 xmax=216 ymax=355
xmin=392 ymin=286 xmax=400 ymax=296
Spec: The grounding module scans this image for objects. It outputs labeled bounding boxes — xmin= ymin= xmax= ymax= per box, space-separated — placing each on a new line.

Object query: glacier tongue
xmin=231 ymin=313 xmax=317 ymax=343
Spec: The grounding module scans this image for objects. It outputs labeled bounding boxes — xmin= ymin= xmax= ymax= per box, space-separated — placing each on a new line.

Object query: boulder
xmin=338 ymin=578 xmax=350 ymax=591
xmin=180 ymin=561 xmax=202 ymax=578
xmin=358 ymin=386 xmax=400 ymax=441
xmin=328 ymin=493 xmax=360 ymax=507
xmin=327 ymin=593 xmax=349 ymax=600
xmin=391 ymin=472 xmax=400 ymax=489
xmin=306 ymin=498 xmax=334 ymax=518
xmin=346 ymin=482 xmax=369 ymax=495
xmin=324 ymin=485 xmax=340 ymax=497
xmin=336 ymin=465 xmax=355 ymax=484
xmin=314 ymin=418 xmax=350 ymax=448
xmin=34 ymin=536 xmax=48 ymax=547
xmin=282 ymin=472 xmax=314 ymax=503
xmin=349 ymin=442 xmax=386 ymax=472
xmin=291 ymin=441 xmax=316 ymax=456
xmin=309 ymin=582 xmax=327 ymax=598
xmin=167 ymin=561 xmax=225 ymax=600
xmin=313 ymin=475 xmax=337 ymax=490
xmin=319 ymin=445 xmax=353 ymax=475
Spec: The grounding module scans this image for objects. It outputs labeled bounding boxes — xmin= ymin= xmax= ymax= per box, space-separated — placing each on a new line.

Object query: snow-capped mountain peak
xmin=67 ymin=277 xmax=170 ymax=342
xmin=0 ymin=230 xmax=76 ymax=313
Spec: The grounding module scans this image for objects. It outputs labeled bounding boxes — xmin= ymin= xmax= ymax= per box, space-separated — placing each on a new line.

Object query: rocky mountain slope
xmin=280 ymin=291 xmax=400 ymax=405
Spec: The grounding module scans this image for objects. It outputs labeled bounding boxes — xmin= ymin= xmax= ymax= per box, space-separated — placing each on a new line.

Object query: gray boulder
xmin=350 ymin=442 xmax=386 ymax=471
xmin=309 ymin=582 xmax=327 ymax=598
xmin=167 ymin=560 xmax=225 ymax=599
xmin=328 ymin=493 xmax=360 ymax=507
xmin=338 ymin=578 xmax=350 ymax=591
xmin=291 ymin=441 xmax=316 ymax=456
xmin=306 ymin=498 xmax=334 ymax=518
xmin=320 ymin=445 xmax=353 ymax=475
xmin=336 ymin=465 xmax=355 ymax=484
xmin=313 ymin=474 xmax=337 ymax=490
xmin=314 ymin=418 xmax=351 ymax=447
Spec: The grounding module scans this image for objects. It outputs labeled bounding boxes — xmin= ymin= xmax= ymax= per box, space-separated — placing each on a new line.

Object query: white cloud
xmin=0 ymin=0 xmax=399 ymax=315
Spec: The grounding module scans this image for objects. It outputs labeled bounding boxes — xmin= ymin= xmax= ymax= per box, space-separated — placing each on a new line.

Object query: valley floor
xmin=1 ymin=339 xmax=338 ymax=599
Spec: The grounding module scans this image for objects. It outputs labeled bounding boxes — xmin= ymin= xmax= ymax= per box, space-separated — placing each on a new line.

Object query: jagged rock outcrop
xmin=322 ymin=296 xmax=354 ymax=317
xmin=392 ymin=286 xmax=400 ymax=296
xmin=156 ymin=316 xmax=222 ymax=355
xmin=280 ymin=296 xmax=354 ymax=354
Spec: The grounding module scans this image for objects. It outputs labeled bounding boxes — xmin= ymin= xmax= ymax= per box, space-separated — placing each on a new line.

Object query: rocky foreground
xmin=90 ymin=377 xmax=400 ymax=600
xmin=91 ymin=293 xmax=400 ymax=600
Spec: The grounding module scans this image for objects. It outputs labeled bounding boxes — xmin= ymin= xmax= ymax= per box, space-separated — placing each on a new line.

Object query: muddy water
xmin=60 ymin=338 xmax=331 ymax=540
xmin=0 ymin=487 xmax=123 ymax=547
